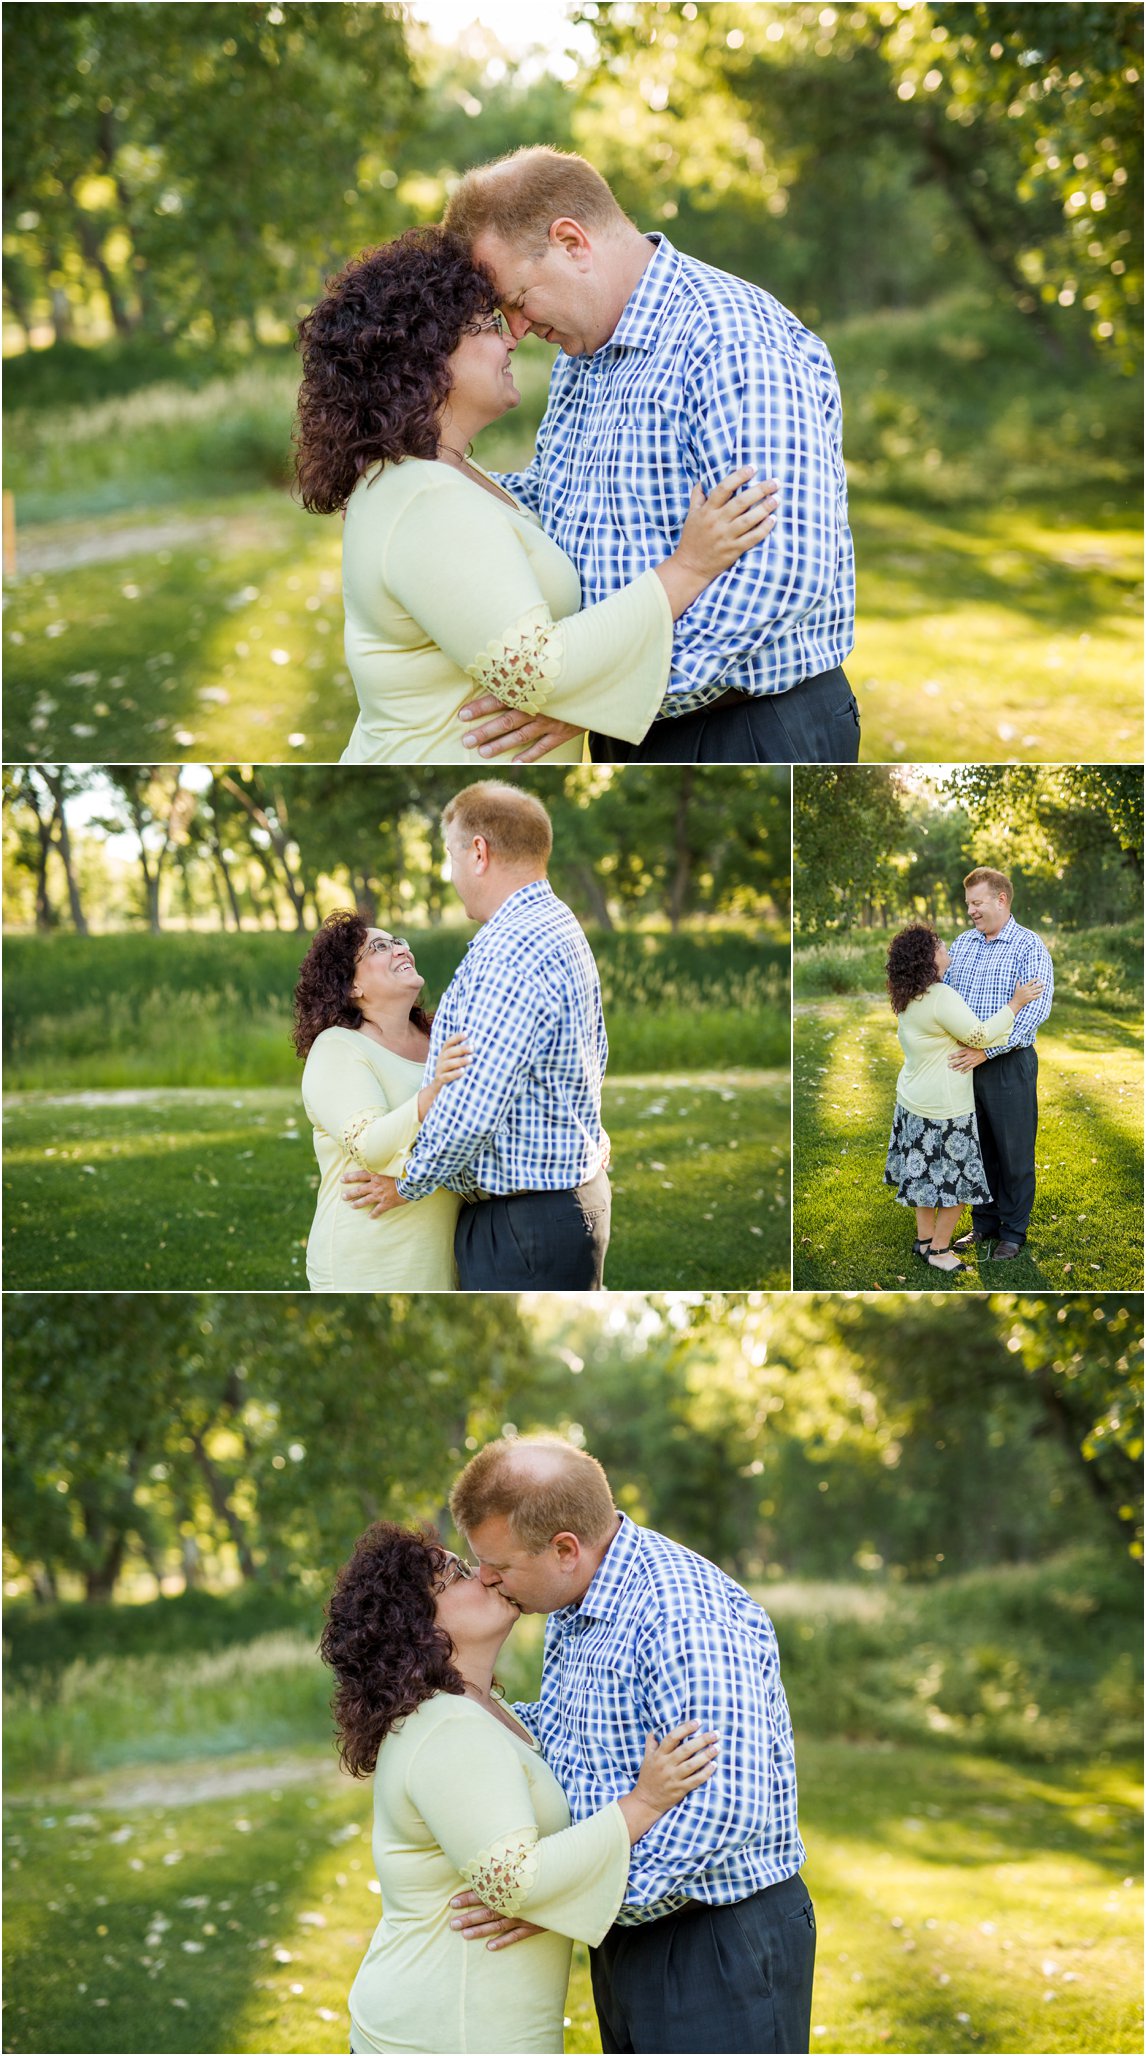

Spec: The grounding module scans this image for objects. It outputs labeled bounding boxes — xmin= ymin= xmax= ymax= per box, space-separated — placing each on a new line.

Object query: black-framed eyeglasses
xmin=432 ymin=1553 xmax=477 ymax=1594
xmin=462 ymin=311 xmax=508 ymax=339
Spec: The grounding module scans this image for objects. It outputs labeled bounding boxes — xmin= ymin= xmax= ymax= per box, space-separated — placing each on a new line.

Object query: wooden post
xmin=2 ymin=492 xmax=15 ymax=579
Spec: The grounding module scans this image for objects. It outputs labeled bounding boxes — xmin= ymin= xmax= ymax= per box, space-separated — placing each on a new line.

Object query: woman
xmin=883 ymin=923 xmax=1044 ymax=1275
xmin=295 ymin=227 xmax=777 ymax=764
xmin=321 ymin=1523 xmax=717 ymax=2056
xmin=294 ymin=911 xmax=469 ymax=1290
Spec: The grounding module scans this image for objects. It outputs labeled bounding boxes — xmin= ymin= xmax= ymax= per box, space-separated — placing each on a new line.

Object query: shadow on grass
xmin=852 ymin=489 xmax=1142 ymax=634
xmin=800 ymin=1740 xmax=1143 ymax=2055
xmin=1 ymin=496 xmax=351 ymax=764
xmin=793 ymin=993 xmax=1143 ymax=1291
xmin=4 ymin=1770 xmax=366 ymax=2056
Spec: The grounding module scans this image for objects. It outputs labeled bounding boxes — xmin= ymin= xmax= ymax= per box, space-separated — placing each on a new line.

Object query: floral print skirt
xmin=883 ymin=1102 xmax=993 ymax=1210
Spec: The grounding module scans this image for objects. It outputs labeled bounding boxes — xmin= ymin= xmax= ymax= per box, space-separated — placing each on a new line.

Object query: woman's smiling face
xmin=443 ymin=311 xmax=520 ymax=433
xmin=352 ymin=930 xmax=423 ymax=1009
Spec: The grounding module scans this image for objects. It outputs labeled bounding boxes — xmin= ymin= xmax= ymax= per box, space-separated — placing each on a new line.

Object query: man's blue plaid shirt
xmin=397 ymin=879 xmax=607 ymax=1202
xmin=515 ymin=1515 xmax=805 ymax=1924
xmin=498 ymin=233 xmax=855 ymax=719
xmin=944 ymin=916 xmax=1054 ymax=1057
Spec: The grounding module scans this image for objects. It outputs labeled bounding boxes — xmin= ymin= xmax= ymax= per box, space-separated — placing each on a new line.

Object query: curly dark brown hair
xmin=294 ymin=227 xmax=497 ymax=514
xmin=887 ymin=922 xmax=942 ymax=1015
xmin=292 ymin=910 xmax=432 ymax=1059
xmin=320 ymin=1523 xmax=465 ymax=1778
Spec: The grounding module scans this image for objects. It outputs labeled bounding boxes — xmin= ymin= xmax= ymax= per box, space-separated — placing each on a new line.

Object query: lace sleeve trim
xmin=460 ymin=1827 xmax=540 ymax=1915
xmin=342 ymin=1106 xmax=387 ymax=1172
xmin=465 ymin=604 xmax=561 ymax=713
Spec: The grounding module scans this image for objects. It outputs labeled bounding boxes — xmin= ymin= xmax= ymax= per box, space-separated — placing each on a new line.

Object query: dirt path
xmin=28 ymin=1750 xmax=344 ymax=1813
xmin=11 ymin=500 xmax=297 ymax=573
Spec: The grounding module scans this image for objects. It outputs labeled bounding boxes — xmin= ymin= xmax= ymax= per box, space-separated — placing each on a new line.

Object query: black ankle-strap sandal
xmin=912 ymin=1237 xmax=932 ymax=1263
xmin=927 ymin=1244 xmax=969 ymax=1273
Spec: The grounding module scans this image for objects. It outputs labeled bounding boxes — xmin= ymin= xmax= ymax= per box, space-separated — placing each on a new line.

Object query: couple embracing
xmin=294 ymin=782 xmax=611 ymax=1292
xmin=295 ymin=146 xmax=857 ymax=767
xmin=884 ymin=867 xmax=1054 ymax=1273
xmin=323 ymin=1435 xmax=815 ymax=2056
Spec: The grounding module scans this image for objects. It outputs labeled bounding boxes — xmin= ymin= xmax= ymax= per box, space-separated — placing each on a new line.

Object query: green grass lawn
xmin=1 ymin=1073 xmax=789 ymax=1290
xmin=3 ymin=486 xmax=1140 ymax=763
xmin=4 ymin=1555 xmax=1141 ymax=2055
xmin=849 ymin=488 xmax=1143 ymax=763
xmin=3 ymin=1738 xmax=1138 ymax=2056
xmin=793 ymin=991 xmax=1143 ymax=1290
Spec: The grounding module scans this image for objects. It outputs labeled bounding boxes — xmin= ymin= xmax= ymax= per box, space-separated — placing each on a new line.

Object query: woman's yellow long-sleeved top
xmin=894 ymin=983 xmax=1016 ymax=1120
xmin=339 ymin=458 xmax=673 ymax=763
xmin=349 ymin=1694 xmax=631 ymax=2055
xmin=300 ymin=1027 xmax=458 ymax=1290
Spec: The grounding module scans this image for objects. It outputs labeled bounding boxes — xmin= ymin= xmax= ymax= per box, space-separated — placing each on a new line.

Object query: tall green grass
xmin=795 ymin=920 xmax=1143 ymax=1005
xmin=1 ymin=344 xmax=556 ymax=525
xmin=4 ymin=296 xmax=1139 ymax=527
xmin=2 ymin=929 xmax=790 ymax=1087
xmin=5 ymin=1551 xmax=1138 ymax=1791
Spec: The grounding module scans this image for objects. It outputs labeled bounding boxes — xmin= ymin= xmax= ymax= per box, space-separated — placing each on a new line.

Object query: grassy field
xmin=3 ymin=295 xmax=1141 ymax=764
xmin=1 ymin=1073 xmax=789 ymax=1290
xmin=4 ymin=486 xmax=1138 ymax=766
xmin=792 ymin=984 xmax=1143 ymax=1291
xmin=4 ymin=1555 xmax=1141 ymax=2055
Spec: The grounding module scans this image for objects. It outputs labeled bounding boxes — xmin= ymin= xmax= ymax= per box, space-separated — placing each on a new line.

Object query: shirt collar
xmin=553 ymin=1510 xmax=640 ymax=1627
xmin=593 ymin=234 xmax=683 ymax=359
xmin=474 ymin=876 xmax=554 ymax=946
xmin=973 ymin=914 xmax=1018 ymax=945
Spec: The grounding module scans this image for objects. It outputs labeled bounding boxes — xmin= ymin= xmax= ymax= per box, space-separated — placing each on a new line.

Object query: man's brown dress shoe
xmin=989 ymin=1240 xmax=1022 ymax=1260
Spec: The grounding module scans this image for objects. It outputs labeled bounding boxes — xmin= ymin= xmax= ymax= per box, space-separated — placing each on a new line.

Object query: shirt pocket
xmin=584 ymin=399 xmax=692 ymax=541
xmin=567 ymin=1659 xmax=646 ymax=1779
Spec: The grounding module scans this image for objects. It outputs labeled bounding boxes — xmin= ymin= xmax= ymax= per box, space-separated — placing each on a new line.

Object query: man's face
xmin=465 ymin=1513 xmax=578 ymax=1615
xmin=965 ymin=884 xmax=1008 ymax=936
xmin=472 ymin=228 xmax=611 ymax=357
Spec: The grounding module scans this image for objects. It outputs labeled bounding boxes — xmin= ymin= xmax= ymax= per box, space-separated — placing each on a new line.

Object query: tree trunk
xmin=354 ymin=871 xmax=379 ymax=924
xmin=2 ymin=257 xmax=34 ymax=346
xmin=84 ymin=1527 xmax=131 ymax=1603
xmin=41 ymin=773 xmax=89 ymax=934
xmin=217 ymin=853 xmax=245 ymax=930
xmin=915 ymin=118 xmax=1068 ymax=367
xmin=191 ymin=1434 xmax=258 ymax=1580
xmin=71 ymin=201 xmax=134 ymax=339
xmin=667 ymin=768 xmax=696 ymax=932
xmin=32 ymin=809 xmax=55 ymax=930
xmin=574 ymin=863 xmax=615 ymax=932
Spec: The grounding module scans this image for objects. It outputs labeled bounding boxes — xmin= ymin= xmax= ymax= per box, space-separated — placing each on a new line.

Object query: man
xmin=449 ymin=1436 xmax=816 ymax=2055
xmin=944 ymin=866 xmax=1054 ymax=1259
xmin=444 ymin=146 xmax=857 ymax=766
xmin=342 ymin=781 xmax=611 ymax=1288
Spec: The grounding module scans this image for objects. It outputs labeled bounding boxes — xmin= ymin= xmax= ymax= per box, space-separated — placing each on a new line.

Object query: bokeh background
xmin=2 ymin=762 xmax=791 ymax=1288
xmin=2 ymin=0 xmax=1142 ymax=763
xmin=3 ymin=1289 xmax=1142 ymax=2055
xmin=791 ymin=764 xmax=1143 ymax=1289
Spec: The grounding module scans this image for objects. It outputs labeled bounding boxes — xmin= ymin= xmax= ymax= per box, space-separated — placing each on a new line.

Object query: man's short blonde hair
xmin=442 ymin=782 xmax=552 ymax=867
xmin=450 ymin=1437 xmax=616 ymax=1553
xmin=963 ymin=866 xmax=1014 ymax=905
xmin=444 ymin=147 xmax=632 ymax=256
